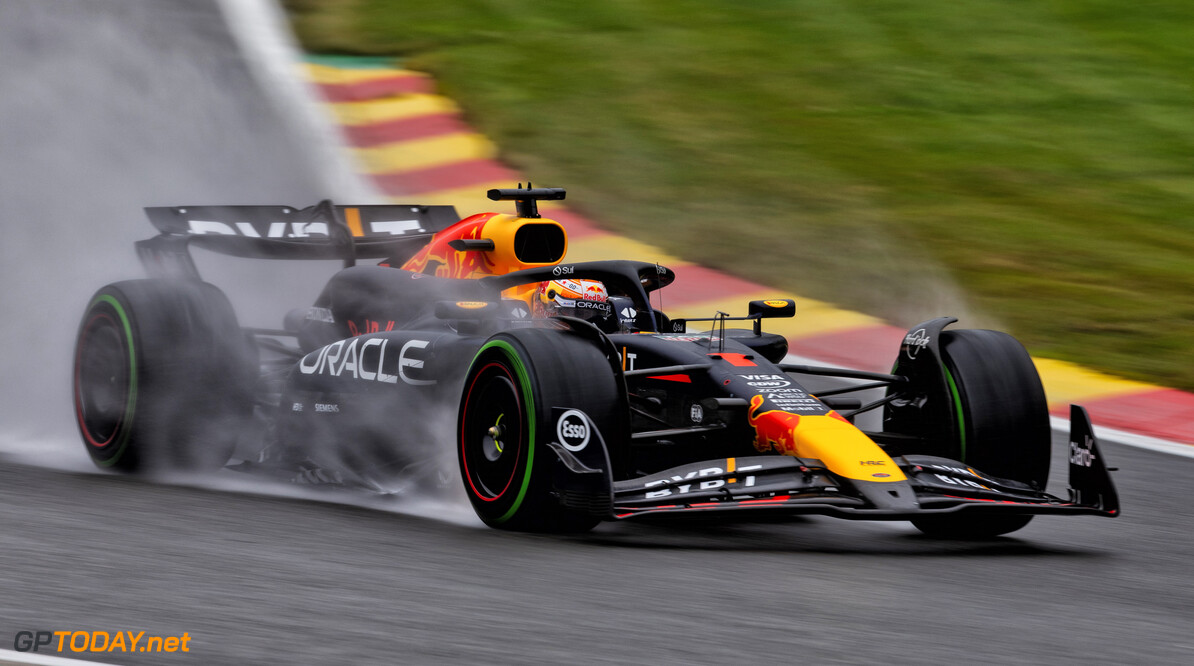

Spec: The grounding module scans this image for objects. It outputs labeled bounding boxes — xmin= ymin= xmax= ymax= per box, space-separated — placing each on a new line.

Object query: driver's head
xmin=534 ymin=279 xmax=613 ymax=325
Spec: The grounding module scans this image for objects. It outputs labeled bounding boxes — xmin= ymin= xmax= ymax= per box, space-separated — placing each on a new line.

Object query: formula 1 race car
xmin=73 ymin=187 xmax=1119 ymax=537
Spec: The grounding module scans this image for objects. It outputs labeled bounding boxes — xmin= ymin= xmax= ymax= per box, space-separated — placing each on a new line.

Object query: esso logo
xmin=556 ymin=409 xmax=590 ymax=452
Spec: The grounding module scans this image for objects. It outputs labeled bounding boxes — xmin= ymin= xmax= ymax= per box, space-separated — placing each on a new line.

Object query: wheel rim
xmin=75 ymin=312 xmax=131 ymax=448
xmin=461 ymin=362 xmax=525 ymax=501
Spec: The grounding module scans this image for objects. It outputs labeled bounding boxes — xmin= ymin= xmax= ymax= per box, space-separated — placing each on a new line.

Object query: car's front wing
xmin=601 ymin=406 xmax=1119 ymax=522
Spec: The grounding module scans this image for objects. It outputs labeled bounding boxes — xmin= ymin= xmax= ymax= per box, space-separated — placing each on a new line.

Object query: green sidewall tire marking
xmin=942 ymin=363 xmax=965 ymax=461
xmin=471 ymin=339 xmax=536 ymax=525
xmin=92 ymin=294 xmax=138 ymax=467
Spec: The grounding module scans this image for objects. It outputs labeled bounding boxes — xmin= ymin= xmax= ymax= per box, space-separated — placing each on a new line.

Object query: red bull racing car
xmin=73 ymin=187 xmax=1119 ymax=538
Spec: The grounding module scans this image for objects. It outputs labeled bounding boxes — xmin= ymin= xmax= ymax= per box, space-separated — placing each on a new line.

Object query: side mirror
xmin=747 ymin=299 xmax=795 ymax=334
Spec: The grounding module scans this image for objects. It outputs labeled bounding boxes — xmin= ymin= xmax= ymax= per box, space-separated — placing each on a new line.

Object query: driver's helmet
xmin=533 ymin=279 xmax=613 ymax=324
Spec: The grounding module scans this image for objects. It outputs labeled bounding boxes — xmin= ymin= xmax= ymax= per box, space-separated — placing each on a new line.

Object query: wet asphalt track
xmin=1 ymin=436 xmax=1192 ymax=665
xmin=1 ymin=2 xmax=1192 ymax=664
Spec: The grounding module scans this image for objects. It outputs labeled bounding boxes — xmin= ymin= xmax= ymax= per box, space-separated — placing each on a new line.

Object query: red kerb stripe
xmin=1052 ymin=388 xmax=1194 ymax=445
xmin=371 ymin=159 xmax=520 ymax=196
xmin=316 ymin=75 xmax=432 ymax=103
xmin=341 ymin=113 xmax=470 ymax=148
xmin=787 ymin=325 xmax=907 ymax=374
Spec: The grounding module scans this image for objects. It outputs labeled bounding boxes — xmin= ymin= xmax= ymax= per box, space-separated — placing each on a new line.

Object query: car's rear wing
xmin=136 ymin=200 xmax=459 ymax=279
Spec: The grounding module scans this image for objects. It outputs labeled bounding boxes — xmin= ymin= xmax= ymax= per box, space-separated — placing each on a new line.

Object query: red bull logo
xmin=748 ymin=394 xmax=801 ymax=455
xmin=582 ymin=283 xmax=607 ymax=301
xmin=446 ymin=231 xmax=496 ymax=277
xmin=402 ymin=214 xmax=498 ymax=279
xmin=747 ymin=395 xmax=907 ymax=482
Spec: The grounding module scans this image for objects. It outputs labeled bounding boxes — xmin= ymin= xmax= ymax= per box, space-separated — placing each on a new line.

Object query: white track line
xmin=1050 ymin=415 xmax=1194 ymax=459
xmin=0 ymin=648 xmax=117 ymax=666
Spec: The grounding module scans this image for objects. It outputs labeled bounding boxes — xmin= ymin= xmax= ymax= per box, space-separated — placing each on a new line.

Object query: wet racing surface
xmin=0 ymin=434 xmax=1192 ymax=664
xmin=1 ymin=2 xmax=1191 ymax=664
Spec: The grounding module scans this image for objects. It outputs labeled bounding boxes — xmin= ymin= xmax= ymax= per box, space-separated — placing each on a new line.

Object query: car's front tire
xmin=458 ymin=327 xmax=626 ymax=532
xmin=908 ymin=329 xmax=1051 ymax=538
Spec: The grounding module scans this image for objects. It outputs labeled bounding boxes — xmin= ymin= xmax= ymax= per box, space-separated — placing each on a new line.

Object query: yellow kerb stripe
xmin=387 ymin=180 xmax=513 ymax=217
xmin=328 ymin=94 xmax=459 ymax=126
xmin=1033 ymin=358 xmax=1158 ymax=407
xmin=304 ymin=63 xmax=427 ymax=85
xmin=564 ymin=234 xmax=685 ymax=265
xmin=353 ymin=133 xmax=496 ymax=174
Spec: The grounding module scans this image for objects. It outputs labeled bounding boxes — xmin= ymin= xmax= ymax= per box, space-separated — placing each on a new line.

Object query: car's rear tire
xmin=458 ymin=327 xmax=626 ymax=532
xmin=73 ymin=280 xmax=256 ymax=472
xmin=909 ymin=329 xmax=1051 ymax=538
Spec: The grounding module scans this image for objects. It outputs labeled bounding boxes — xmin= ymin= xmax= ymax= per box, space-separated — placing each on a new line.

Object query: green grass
xmin=284 ymin=0 xmax=1194 ymax=390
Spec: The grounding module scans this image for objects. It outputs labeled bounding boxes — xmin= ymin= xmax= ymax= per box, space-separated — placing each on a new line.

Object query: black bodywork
xmin=116 ymin=196 xmax=1119 ymax=530
xmin=242 ymin=261 xmax=1116 ymax=525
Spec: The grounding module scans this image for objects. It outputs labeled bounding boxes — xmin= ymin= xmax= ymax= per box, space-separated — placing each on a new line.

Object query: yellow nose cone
xmin=791 ymin=415 xmax=907 ymax=482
